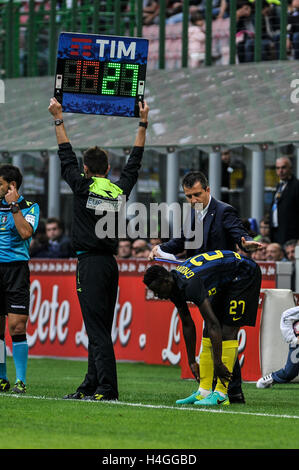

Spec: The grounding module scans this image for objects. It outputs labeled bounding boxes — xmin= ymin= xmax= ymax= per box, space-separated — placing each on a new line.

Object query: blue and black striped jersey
xmin=171 ymin=250 xmax=259 ymax=307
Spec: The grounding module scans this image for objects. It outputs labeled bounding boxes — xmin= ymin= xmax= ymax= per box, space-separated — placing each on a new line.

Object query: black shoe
xmin=82 ymin=393 xmax=118 ymax=402
xmin=11 ymin=380 xmax=26 ymax=394
xmin=228 ymin=392 xmax=245 ymax=404
xmin=63 ymin=391 xmax=86 ymax=400
xmin=0 ymin=378 xmax=10 ymax=392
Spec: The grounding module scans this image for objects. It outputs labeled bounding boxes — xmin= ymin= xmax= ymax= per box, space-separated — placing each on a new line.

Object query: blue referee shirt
xmin=0 ymin=196 xmax=40 ymax=262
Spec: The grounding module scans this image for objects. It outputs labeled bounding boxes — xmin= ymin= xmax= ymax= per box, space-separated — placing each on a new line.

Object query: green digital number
xmin=120 ymin=64 xmax=139 ymax=97
xmin=101 ymin=62 xmax=121 ymax=95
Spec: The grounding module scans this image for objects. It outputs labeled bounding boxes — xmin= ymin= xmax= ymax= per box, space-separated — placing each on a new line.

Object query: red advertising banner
xmin=3 ymin=259 xmax=272 ymax=383
xmin=257 ymin=262 xmax=276 ymax=288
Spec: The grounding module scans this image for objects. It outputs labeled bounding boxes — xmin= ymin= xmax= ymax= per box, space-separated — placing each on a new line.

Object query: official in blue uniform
xmin=0 ymin=164 xmax=39 ymax=394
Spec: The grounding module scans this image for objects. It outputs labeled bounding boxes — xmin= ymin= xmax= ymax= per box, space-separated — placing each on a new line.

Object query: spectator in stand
xmin=283 ymin=239 xmax=297 ymax=290
xmin=287 ymin=0 xmax=299 ymax=59
xmin=198 ymin=0 xmax=228 ymax=19
xmin=270 ymin=156 xmax=299 ymax=246
xmin=284 ymin=239 xmax=297 ymax=262
xmin=46 ymin=217 xmax=74 ymax=258
xmin=236 ymin=0 xmax=280 ymax=62
xmin=188 ymin=11 xmax=206 ymax=67
xmin=251 ymin=236 xmax=271 ymax=261
xmin=254 ymin=216 xmax=271 ymax=241
xmin=131 ymin=238 xmax=150 ymax=257
xmin=30 ymin=220 xmax=51 ymax=258
xmin=143 ymin=0 xmax=160 ymax=25
xmin=117 ymin=239 xmax=132 ymax=259
xmin=221 ymin=149 xmax=246 ymax=203
xmin=236 ymin=0 xmax=255 ymax=62
xmin=266 ymin=242 xmax=287 ymax=261
xmin=134 ymin=245 xmax=151 ymax=258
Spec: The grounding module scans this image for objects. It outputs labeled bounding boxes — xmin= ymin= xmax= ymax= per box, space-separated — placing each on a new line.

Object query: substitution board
xmin=54 ymin=32 xmax=149 ymax=117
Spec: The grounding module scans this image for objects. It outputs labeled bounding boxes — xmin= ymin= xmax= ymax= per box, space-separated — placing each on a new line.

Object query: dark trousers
xmin=272 ymin=344 xmax=299 ymax=383
xmin=76 ymin=254 xmax=119 ymax=398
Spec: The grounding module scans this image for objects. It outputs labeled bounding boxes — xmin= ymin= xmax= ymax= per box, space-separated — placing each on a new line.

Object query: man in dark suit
xmin=149 ymin=171 xmax=262 ymax=404
xmin=270 ymin=156 xmax=299 ymax=246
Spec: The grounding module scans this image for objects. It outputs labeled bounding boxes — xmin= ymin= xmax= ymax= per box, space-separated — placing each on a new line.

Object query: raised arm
xmin=134 ymin=100 xmax=150 ymax=147
xmin=48 ymin=97 xmax=69 ymax=145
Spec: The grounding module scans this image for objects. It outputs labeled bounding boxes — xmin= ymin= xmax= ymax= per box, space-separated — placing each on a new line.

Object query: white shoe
xmin=256 ymin=374 xmax=274 ymax=389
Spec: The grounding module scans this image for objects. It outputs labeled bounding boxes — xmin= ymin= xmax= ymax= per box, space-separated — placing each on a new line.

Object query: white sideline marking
xmin=1 ymin=394 xmax=299 ymax=420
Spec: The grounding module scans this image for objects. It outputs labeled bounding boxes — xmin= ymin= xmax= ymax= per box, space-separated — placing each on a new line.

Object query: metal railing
xmin=0 ymin=0 xmax=289 ymax=78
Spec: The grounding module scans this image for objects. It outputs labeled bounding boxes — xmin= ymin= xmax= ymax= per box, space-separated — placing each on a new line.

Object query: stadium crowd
xmin=2 ymin=0 xmax=299 ymax=77
xmin=142 ymin=0 xmax=299 ymax=66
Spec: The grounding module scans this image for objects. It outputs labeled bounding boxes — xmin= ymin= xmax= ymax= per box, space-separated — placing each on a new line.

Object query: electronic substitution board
xmin=54 ymin=32 xmax=149 ymax=117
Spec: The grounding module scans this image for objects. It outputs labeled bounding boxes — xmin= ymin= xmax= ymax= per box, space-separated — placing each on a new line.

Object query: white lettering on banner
xmin=27 ymin=280 xmax=70 ymax=347
xmin=112 ymin=288 xmax=133 ymax=347
xmin=139 ymin=333 xmax=146 ymax=349
xmin=238 ymin=328 xmax=246 ymax=367
xmin=162 ymin=308 xmax=181 ymax=365
xmin=75 ymin=321 xmax=88 ymax=349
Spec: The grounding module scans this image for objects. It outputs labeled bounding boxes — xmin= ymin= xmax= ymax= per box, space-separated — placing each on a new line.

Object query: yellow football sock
xmin=198 ymin=337 xmax=214 ymax=393
xmin=215 ymin=340 xmax=239 ymax=395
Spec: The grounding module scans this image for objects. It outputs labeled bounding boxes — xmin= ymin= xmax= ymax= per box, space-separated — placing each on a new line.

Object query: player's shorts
xmin=0 ymin=261 xmax=30 ymax=316
xmin=210 ymin=264 xmax=262 ymax=327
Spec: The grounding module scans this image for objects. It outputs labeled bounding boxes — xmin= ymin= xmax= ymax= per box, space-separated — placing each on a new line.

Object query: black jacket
xmin=270 ymin=175 xmax=299 ymax=245
xmin=160 ymin=197 xmax=251 ymax=258
xmin=58 ymin=142 xmax=144 ymax=254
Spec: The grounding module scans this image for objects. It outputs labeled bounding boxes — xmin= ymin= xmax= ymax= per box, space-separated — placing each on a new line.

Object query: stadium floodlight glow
xmin=54 ymin=33 xmax=148 ymax=117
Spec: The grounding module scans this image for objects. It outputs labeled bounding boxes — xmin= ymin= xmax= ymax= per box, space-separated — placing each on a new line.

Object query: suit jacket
xmin=160 ymin=197 xmax=251 ymax=258
xmin=270 ymin=175 xmax=299 ymax=246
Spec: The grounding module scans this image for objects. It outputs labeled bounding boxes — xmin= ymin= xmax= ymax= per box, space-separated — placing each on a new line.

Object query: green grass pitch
xmin=0 ymin=357 xmax=298 ymax=449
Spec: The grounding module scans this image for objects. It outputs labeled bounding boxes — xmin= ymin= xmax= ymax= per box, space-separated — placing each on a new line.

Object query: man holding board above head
xmin=48 ymin=96 xmax=149 ymax=401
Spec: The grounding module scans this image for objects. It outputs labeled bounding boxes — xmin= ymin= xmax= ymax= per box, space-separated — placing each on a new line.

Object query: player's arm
xmin=198 ymin=298 xmax=232 ymax=384
xmin=5 ymin=186 xmax=33 ymax=240
xmin=48 ymin=97 xmax=70 ymax=145
xmin=175 ymin=301 xmax=199 ymax=382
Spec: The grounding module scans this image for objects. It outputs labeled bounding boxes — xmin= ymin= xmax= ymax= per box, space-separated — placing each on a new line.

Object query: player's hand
xmin=148 ymin=245 xmax=160 ymax=260
xmin=48 ymin=97 xmax=63 ymax=119
xmin=189 ymin=362 xmax=200 ymax=383
xmin=214 ymin=362 xmax=232 ymax=387
xmin=5 ymin=184 xmax=19 ymax=204
xmin=241 ymin=237 xmax=263 ymax=252
xmin=139 ymin=100 xmax=149 ymax=122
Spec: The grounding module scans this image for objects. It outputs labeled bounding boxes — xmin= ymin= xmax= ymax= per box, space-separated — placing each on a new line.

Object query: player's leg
xmin=195 ymin=325 xmax=239 ymax=406
xmin=176 ymin=335 xmax=213 ymax=404
xmin=196 ymin=267 xmax=261 ymax=406
xmin=214 ymin=325 xmax=239 ymax=396
xmin=8 ymin=313 xmax=28 ymax=393
xmin=257 ymin=343 xmax=299 ymax=387
xmin=0 ymin=314 xmax=10 ymax=391
xmin=5 ymin=262 xmax=30 ymax=394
